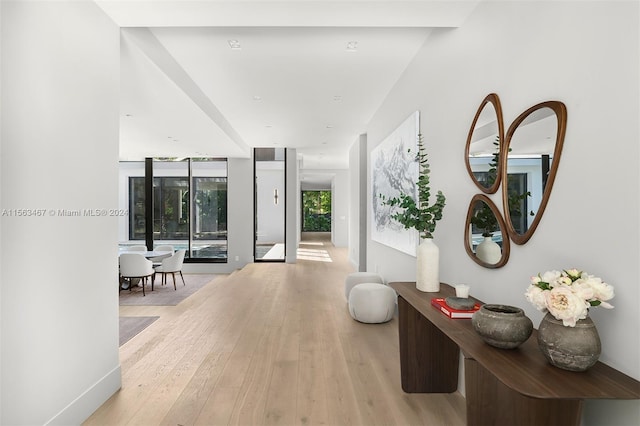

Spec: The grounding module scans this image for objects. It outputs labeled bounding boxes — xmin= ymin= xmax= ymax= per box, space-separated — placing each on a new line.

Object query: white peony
xmin=583 ymin=274 xmax=615 ymax=302
xmin=544 ymin=286 xmax=590 ymax=327
xmin=525 ymin=285 xmax=548 ymax=312
xmin=528 ymin=269 xmax=614 ymax=327
xmin=540 ymin=270 xmax=562 ymax=285
xmin=570 ymin=280 xmax=595 ymax=301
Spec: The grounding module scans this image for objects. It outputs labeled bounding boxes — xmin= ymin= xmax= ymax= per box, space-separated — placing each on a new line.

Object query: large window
xmin=123 ymin=158 xmax=228 ymax=262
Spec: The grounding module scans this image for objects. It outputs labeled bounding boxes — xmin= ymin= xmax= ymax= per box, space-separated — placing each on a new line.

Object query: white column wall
xmin=348 ymin=134 xmax=367 ymax=270
xmin=226 ymin=157 xmax=255 ymax=269
xmin=1 ymin=1 xmax=121 ymax=424
xmin=365 ymin=1 xmax=639 ymax=423
xmin=285 ymin=148 xmax=299 ymax=263
xmin=331 ymin=170 xmax=349 ymax=248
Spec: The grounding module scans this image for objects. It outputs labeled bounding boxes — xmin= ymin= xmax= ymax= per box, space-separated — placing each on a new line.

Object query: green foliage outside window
xmin=302 ymin=190 xmax=331 ymax=232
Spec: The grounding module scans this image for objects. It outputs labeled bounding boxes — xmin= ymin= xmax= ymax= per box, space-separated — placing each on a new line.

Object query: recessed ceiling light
xmin=228 ymin=39 xmax=241 ymax=50
xmin=333 ymin=96 xmax=342 ymax=102
xmin=326 ymin=124 xmax=334 ymax=129
xmin=253 ymin=95 xmax=262 ymax=101
xmin=265 ymin=124 xmax=273 ymax=128
xmin=124 ymin=113 xmax=133 ymax=117
xmin=346 ymin=41 xmax=358 ymax=52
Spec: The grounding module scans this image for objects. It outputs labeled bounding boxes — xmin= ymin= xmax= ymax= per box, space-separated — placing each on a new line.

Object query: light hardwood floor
xmin=85 ymin=236 xmax=466 ymax=425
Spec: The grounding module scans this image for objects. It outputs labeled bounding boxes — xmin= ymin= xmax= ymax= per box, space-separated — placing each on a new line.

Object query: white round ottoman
xmin=344 ymin=271 xmax=384 ymax=301
xmin=348 ymin=283 xmax=397 ymax=324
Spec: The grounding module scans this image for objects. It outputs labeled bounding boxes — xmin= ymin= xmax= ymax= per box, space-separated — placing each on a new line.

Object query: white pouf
xmin=348 ymin=283 xmax=397 ymax=324
xmin=344 ymin=271 xmax=384 ymax=301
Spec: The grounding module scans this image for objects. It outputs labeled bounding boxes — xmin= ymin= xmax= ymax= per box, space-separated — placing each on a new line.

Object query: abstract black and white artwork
xmin=371 ymin=111 xmax=420 ymax=256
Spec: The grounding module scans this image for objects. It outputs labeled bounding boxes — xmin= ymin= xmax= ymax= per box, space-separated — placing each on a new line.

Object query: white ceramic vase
xmin=476 ymin=236 xmax=501 ymax=264
xmin=416 ymin=238 xmax=440 ymax=292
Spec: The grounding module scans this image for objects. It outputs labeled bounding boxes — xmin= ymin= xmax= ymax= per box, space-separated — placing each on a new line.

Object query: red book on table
xmin=431 ymin=298 xmax=481 ymax=319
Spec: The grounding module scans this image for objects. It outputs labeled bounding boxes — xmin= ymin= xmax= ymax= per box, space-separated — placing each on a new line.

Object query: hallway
xmin=86 ymin=237 xmax=465 ymax=425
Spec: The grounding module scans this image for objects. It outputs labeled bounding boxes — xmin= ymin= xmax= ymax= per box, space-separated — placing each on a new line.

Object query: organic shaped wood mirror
xmin=464 ymin=194 xmax=510 ymax=268
xmin=502 ymin=101 xmax=567 ymax=245
xmin=465 ymin=93 xmax=505 ymax=194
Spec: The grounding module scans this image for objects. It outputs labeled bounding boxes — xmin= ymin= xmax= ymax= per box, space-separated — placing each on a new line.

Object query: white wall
xmin=256 ymin=166 xmax=286 ymax=244
xmin=348 ymin=134 xmax=368 ymax=270
xmin=1 ymin=1 xmax=121 ymax=424
xmin=331 ymin=169 xmax=349 ymax=248
xmin=0 ymin=1 xmax=4 ymax=422
xmin=365 ymin=1 xmax=639 ymax=424
xmin=226 ymin=157 xmax=255 ymax=270
xmin=286 ymin=148 xmax=299 ymax=263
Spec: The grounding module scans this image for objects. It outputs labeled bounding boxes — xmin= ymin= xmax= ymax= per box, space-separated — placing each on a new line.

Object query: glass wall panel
xmin=120 ymin=158 xmax=228 ymax=262
xmin=153 ymin=160 xmax=189 ymax=254
xmin=192 ymin=159 xmax=227 ymax=259
xmin=129 ymin=176 xmax=146 ymax=240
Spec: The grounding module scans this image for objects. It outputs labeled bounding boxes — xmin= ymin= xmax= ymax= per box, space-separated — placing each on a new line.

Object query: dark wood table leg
xmin=397 ymin=296 xmax=459 ymax=393
xmin=465 ymin=358 xmax=582 ymax=425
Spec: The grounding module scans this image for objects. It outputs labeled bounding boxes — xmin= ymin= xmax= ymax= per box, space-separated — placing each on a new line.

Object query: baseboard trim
xmin=45 ymin=364 xmax=122 ymax=425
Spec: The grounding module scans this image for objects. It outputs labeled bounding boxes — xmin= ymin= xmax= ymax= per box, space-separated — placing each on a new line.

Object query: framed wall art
xmin=370 ymin=111 xmax=420 ymax=256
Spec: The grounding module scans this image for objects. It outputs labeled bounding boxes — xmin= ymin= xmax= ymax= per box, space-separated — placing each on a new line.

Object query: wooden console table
xmin=389 ymin=282 xmax=640 ymax=426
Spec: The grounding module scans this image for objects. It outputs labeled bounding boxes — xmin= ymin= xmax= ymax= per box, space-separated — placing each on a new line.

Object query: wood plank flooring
xmin=85 ymin=236 xmax=466 ymax=425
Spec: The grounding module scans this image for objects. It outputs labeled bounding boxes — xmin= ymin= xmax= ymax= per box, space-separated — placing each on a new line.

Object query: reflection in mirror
xmin=465 ymin=194 xmax=509 ymax=268
xmin=502 ymin=101 xmax=567 ymax=245
xmin=465 ymin=93 xmax=504 ymax=194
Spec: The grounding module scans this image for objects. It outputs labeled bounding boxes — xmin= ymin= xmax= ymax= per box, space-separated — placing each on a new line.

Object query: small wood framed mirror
xmin=464 ymin=194 xmax=510 ymax=268
xmin=501 ymin=101 xmax=567 ymax=245
xmin=465 ymin=93 xmax=505 ymax=194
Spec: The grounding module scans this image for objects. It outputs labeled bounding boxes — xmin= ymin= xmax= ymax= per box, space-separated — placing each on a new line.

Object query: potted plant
xmin=381 ymin=133 xmax=446 ymax=292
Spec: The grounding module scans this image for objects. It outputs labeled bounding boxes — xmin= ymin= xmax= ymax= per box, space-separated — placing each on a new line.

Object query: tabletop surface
xmin=389 ymin=281 xmax=640 ymax=400
xmin=119 ymin=250 xmax=172 ymax=258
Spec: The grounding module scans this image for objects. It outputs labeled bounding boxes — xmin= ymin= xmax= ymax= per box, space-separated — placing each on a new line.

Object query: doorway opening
xmin=254 ymin=148 xmax=286 ymax=262
xmin=301 ymin=190 xmax=331 ymax=232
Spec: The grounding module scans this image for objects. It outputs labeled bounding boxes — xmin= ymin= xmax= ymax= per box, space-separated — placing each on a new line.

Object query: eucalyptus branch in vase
xmin=380 ymin=133 xmax=446 ymax=240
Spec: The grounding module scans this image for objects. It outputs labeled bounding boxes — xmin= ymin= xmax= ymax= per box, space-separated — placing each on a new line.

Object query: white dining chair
xmin=154 ymin=249 xmax=186 ymax=290
xmin=119 ymin=253 xmax=155 ymax=296
xmin=154 ymin=244 xmax=175 ymax=254
xmin=150 ymin=244 xmax=174 ymax=265
xmin=128 ymin=245 xmax=147 ymax=252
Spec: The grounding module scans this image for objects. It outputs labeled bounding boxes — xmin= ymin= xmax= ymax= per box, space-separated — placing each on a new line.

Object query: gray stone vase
xmin=471 ymin=304 xmax=533 ymax=349
xmin=537 ymin=312 xmax=601 ymax=372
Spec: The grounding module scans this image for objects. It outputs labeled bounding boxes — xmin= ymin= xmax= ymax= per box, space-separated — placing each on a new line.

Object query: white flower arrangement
xmin=525 ymin=269 xmax=614 ymax=327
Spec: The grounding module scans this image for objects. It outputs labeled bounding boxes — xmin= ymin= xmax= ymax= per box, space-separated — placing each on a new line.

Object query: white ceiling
xmin=98 ymin=0 xmax=480 ymax=176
